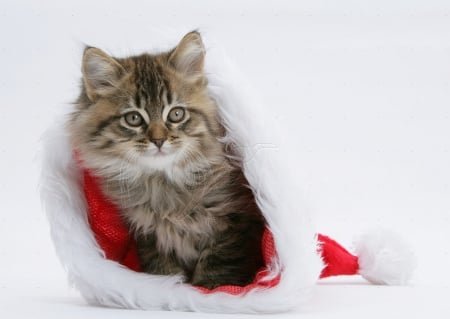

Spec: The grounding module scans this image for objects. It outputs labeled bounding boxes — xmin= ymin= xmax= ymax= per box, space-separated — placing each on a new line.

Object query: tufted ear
xmin=82 ymin=47 xmax=126 ymax=101
xmin=168 ymin=31 xmax=205 ymax=79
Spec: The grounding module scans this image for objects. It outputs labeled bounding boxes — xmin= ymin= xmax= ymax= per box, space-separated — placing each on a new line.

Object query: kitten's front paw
xmin=189 ymin=268 xmax=254 ymax=290
xmin=190 ymin=277 xmax=221 ymax=290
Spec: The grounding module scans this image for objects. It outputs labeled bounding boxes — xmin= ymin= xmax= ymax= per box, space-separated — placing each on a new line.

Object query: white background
xmin=1 ymin=0 xmax=449 ymax=318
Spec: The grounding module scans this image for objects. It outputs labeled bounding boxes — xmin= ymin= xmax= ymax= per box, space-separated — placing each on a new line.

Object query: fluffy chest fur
xmin=104 ymin=164 xmax=234 ymax=263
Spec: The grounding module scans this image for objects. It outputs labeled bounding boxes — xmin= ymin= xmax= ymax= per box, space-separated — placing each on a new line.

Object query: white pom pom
xmin=354 ymin=229 xmax=417 ymax=285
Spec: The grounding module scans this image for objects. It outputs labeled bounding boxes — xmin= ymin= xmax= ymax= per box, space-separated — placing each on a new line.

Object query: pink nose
xmin=151 ymin=138 xmax=165 ymax=148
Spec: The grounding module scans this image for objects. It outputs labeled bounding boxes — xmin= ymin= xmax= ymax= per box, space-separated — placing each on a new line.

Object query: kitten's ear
xmin=168 ymin=31 xmax=205 ymax=79
xmin=82 ymin=47 xmax=126 ymax=101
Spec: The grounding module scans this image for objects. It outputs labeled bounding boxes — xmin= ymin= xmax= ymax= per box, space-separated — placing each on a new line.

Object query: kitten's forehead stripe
xmin=134 ymin=89 xmax=142 ymax=109
xmin=133 ymin=55 xmax=173 ymax=119
xmin=162 ymin=77 xmax=173 ymax=106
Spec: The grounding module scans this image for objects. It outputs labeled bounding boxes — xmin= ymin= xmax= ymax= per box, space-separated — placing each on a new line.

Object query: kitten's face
xmin=70 ymin=32 xmax=223 ymax=181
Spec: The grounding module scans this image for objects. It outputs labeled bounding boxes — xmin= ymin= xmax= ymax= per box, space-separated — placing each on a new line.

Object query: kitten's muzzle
xmin=148 ymin=123 xmax=168 ymax=149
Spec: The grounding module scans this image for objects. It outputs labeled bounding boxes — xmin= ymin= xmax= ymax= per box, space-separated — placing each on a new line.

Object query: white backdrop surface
xmin=0 ymin=0 xmax=449 ymax=318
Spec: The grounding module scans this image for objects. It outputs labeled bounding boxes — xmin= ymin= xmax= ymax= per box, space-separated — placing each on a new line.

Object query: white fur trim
xmin=39 ymin=36 xmax=323 ymax=313
xmin=354 ymin=229 xmax=417 ymax=285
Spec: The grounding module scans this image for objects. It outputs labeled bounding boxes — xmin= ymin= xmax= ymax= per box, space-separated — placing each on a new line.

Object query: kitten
xmin=68 ymin=31 xmax=266 ymax=289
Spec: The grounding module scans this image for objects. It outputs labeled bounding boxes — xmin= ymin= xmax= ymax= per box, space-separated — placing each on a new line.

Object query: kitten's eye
xmin=124 ymin=111 xmax=143 ymax=127
xmin=168 ymin=107 xmax=185 ymax=123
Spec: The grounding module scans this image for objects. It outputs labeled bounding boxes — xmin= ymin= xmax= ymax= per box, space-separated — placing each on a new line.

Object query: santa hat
xmin=40 ymin=33 xmax=415 ymax=313
xmin=83 ymin=167 xmax=415 ymax=290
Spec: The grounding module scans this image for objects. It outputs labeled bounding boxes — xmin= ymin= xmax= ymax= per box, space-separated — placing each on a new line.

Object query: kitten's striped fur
xmin=68 ymin=32 xmax=265 ymax=289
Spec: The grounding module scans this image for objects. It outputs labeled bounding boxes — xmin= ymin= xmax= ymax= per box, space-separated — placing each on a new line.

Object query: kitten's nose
xmin=148 ymin=122 xmax=168 ymax=149
xmin=151 ymin=138 xmax=165 ymax=149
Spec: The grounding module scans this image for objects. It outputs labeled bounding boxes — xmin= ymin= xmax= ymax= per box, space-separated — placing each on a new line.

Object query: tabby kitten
xmin=68 ymin=32 xmax=266 ymax=289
